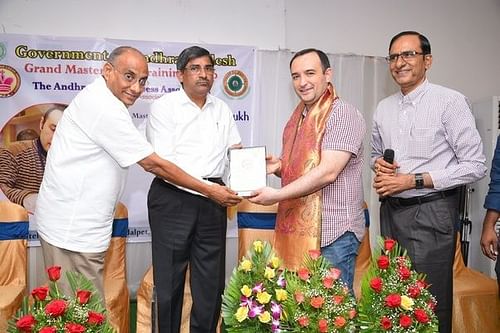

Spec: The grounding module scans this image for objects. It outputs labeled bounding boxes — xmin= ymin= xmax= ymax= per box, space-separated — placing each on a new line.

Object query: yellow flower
xmin=275 ymin=288 xmax=287 ymax=301
xmin=270 ymin=255 xmax=280 ymax=269
xmin=400 ymin=295 xmax=414 ymax=311
xmin=253 ymin=240 xmax=264 ymax=253
xmin=258 ymin=311 xmax=271 ymax=323
xmin=239 ymin=259 xmax=252 ymax=272
xmin=235 ymin=306 xmax=249 ymax=322
xmin=240 ymin=285 xmax=252 ymax=297
xmin=256 ymin=291 xmax=272 ymax=304
xmin=264 ymin=267 xmax=275 ymax=280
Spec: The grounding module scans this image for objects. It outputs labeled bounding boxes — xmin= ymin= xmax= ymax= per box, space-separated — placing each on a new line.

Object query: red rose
xmin=322 ymin=276 xmax=334 ymax=289
xmin=310 ymin=296 xmax=324 ymax=309
xmin=45 ymin=299 xmax=67 ymax=317
xmin=47 ymin=266 xmax=61 ymax=281
xmin=334 ymin=316 xmax=346 ymax=328
xmin=76 ymin=289 xmax=92 ymax=305
xmin=377 ymin=255 xmax=390 ymax=269
xmin=16 ymin=314 xmax=36 ymax=332
xmin=308 ymin=249 xmax=321 ymax=260
xmin=414 ymin=308 xmax=430 ymax=323
xmin=399 ymin=314 xmax=412 ymax=328
xmin=380 ymin=316 xmax=392 ymax=330
xmin=88 ymin=311 xmax=106 ymax=325
xmin=297 ymin=316 xmax=309 ymax=327
xmin=31 ymin=286 xmax=49 ymax=301
xmin=408 ymin=285 xmax=421 ymax=298
xmin=333 ymin=295 xmax=344 ymax=305
xmin=65 ymin=323 xmax=86 ymax=333
xmin=297 ymin=267 xmax=310 ymax=281
xmin=398 ymin=266 xmax=411 ymax=280
xmin=384 ymin=293 xmax=401 ymax=308
xmin=370 ymin=277 xmax=383 ymax=293
xmin=384 ymin=238 xmax=396 ymax=251
xmin=318 ymin=319 xmax=328 ymax=333
xmin=428 ymin=299 xmax=437 ymax=312
xmin=294 ymin=291 xmax=305 ymax=303
xmin=416 ymin=279 xmax=427 ymax=289
xmin=39 ymin=327 xmax=57 ymax=333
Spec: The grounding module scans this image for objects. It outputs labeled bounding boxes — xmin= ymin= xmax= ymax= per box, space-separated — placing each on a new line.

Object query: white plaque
xmin=229 ymin=146 xmax=266 ymax=196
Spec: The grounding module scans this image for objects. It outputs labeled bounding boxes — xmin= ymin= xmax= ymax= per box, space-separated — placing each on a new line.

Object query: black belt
xmin=203 ymin=177 xmax=224 ymax=185
xmin=384 ymin=188 xmax=457 ymax=207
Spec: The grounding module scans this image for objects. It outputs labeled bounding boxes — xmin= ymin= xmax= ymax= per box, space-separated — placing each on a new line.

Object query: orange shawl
xmin=274 ymin=83 xmax=337 ymax=270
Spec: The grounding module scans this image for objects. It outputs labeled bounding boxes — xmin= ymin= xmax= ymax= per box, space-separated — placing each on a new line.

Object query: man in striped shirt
xmin=250 ymin=48 xmax=366 ymax=292
xmin=372 ymin=31 xmax=486 ymax=333
xmin=0 ymin=106 xmax=65 ymax=213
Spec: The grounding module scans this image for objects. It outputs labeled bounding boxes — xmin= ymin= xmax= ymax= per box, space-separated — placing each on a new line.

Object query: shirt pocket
xmin=407 ymin=127 xmax=437 ymax=159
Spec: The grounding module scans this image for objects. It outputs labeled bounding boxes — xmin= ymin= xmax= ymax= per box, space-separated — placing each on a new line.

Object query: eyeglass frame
xmin=107 ymin=62 xmax=148 ymax=87
xmin=183 ymin=64 xmax=216 ymax=75
xmin=385 ymin=50 xmax=428 ymax=63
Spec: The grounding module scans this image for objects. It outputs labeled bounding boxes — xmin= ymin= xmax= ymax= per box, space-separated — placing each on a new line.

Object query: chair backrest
xmin=0 ymin=201 xmax=29 ymax=286
xmin=236 ymin=200 xmax=278 ymax=258
xmin=103 ymin=202 xmax=128 ymax=280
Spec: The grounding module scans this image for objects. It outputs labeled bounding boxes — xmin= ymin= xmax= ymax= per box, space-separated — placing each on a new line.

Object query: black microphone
xmin=383 ymin=149 xmax=394 ymax=164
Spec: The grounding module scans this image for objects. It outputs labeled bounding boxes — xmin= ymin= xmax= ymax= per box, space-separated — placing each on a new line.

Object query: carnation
xmin=8 ymin=266 xmax=113 ymax=333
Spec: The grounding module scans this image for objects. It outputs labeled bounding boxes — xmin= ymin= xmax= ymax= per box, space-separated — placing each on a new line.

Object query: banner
xmin=0 ymin=33 xmax=256 ymax=244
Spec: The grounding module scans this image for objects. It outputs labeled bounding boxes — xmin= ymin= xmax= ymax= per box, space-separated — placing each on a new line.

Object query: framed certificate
xmin=229 ymin=146 xmax=266 ymax=196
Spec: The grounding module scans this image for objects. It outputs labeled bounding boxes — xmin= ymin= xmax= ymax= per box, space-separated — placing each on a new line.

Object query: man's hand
xmin=373 ymin=172 xmax=414 ymax=197
xmin=22 ymin=193 xmax=38 ymax=214
xmin=248 ymin=187 xmax=281 ymax=206
xmin=480 ymin=210 xmax=499 ymax=260
xmin=373 ymin=156 xmax=398 ymax=176
xmin=266 ymin=155 xmax=281 ymax=176
xmin=206 ymin=183 xmax=242 ymax=207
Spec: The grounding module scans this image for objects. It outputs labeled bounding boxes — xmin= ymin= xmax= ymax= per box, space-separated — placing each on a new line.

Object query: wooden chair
xmin=452 ymin=236 xmax=500 ymax=332
xmin=236 ymin=200 xmax=278 ymax=259
xmin=103 ymin=202 xmax=130 ymax=332
xmin=353 ymin=203 xmax=371 ymax=300
xmin=0 ymin=201 xmax=29 ymax=332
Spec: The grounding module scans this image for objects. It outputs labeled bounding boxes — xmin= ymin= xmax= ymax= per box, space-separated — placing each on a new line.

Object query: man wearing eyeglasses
xmin=35 ymin=46 xmax=241 ymax=301
xmin=146 ymin=46 xmax=242 ymax=333
xmin=371 ymin=31 xmax=486 ymax=333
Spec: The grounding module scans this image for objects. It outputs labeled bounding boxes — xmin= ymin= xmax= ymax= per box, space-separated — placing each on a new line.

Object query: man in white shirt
xmin=147 ymin=46 xmax=242 ymax=333
xmin=36 ymin=46 xmax=241 ymax=299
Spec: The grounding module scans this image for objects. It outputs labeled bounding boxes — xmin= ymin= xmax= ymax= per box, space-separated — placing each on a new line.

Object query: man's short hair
xmin=176 ymin=46 xmax=214 ymax=71
xmin=16 ymin=128 xmax=39 ymax=141
xmin=389 ymin=31 xmax=431 ymax=55
xmin=42 ymin=105 xmax=66 ymax=126
xmin=289 ymin=48 xmax=331 ymax=72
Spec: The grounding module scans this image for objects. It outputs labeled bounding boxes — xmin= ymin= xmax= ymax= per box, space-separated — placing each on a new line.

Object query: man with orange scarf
xmin=249 ymin=48 xmax=366 ymax=291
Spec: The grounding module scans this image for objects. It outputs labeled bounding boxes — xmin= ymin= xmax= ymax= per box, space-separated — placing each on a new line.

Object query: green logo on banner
xmin=0 ymin=43 xmax=6 ymax=61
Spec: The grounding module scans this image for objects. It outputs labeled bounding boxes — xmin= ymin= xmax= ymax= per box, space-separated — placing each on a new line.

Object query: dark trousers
xmin=380 ymin=194 xmax=458 ymax=333
xmin=148 ymin=178 xmax=227 ymax=333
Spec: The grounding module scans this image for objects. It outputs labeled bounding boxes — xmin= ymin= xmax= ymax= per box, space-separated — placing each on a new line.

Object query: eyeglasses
xmin=385 ymin=51 xmax=425 ymax=63
xmin=108 ymin=63 xmax=148 ymax=87
xmin=184 ymin=65 xmax=215 ymax=75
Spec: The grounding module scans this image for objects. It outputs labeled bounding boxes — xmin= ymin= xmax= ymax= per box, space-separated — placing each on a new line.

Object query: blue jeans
xmin=320 ymin=231 xmax=360 ymax=293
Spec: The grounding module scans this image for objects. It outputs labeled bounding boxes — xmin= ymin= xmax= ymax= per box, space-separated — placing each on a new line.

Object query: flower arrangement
xmin=357 ymin=237 xmax=439 ymax=333
xmin=283 ymin=249 xmax=358 ymax=333
xmin=8 ymin=266 xmax=114 ymax=333
xmin=222 ymin=241 xmax=287 ymax=332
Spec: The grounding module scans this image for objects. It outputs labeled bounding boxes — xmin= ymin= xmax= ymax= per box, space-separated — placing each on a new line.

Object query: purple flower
xmin=239 ymin=296 xmax=253 ymax=307
xmin=277 ymin=273 xmax=286 ymax=288
xmin=272 ymin=318 xmax=281 ymax=332
xmin=252 ymin=282 xmax=264 ymax=293
xmin=248 ymin=303 xmax=264 ymax=318
xmin=271 ymin=301 xmax=281 ymax=320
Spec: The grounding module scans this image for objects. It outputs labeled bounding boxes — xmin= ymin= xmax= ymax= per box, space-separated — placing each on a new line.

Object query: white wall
xmin=2 ymin=0 xmax=499 ymax=284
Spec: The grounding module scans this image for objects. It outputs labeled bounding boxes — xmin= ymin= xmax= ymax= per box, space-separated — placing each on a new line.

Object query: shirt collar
xmin=398 ymin=79 xmax=429 ymax=106
xmin=179 ymin=88 xmax=214 ymax=109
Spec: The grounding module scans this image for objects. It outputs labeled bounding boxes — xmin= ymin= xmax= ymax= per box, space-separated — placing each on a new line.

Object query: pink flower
xmin=308 ymin=249 xmax=321 ymax=260
xmin=297 ymin=267 xmax=310 ymax=281
xmin=294 ymin=291 xmax=305 ymax=303
xmin=322 ymin=276 xmax=334 ymax=288
xmin=298 ymin=316 xmax=309 ymax=327
xmin=334 ymin=316 xmax=347 ymax=328
xmin=318 ymin=318 xmax=328 ymax=333
xmin=333 ymin=295 xmax=344 ymax=305
xmin=310 ymin=296 xmax=324 ymax=309
xmin=329 ymin=267 xmax=341 ymax=280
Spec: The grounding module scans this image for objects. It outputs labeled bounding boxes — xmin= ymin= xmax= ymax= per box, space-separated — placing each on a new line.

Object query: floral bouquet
xmin=283 ymin=249 xmax=357 ymax=333
xmin=8 ymin=266 xmax=114 ymax=333
xmin=357 ymin=237 xmax=438 ymax=332
xmin=222 ymin=240 xmax=287 ymax=332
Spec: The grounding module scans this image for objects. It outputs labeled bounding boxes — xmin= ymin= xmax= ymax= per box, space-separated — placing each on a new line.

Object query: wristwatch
xmin=415 ymin=173 xmax=424 ymax=189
